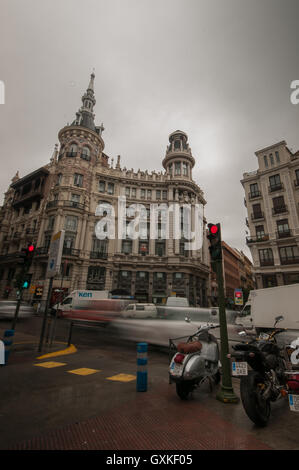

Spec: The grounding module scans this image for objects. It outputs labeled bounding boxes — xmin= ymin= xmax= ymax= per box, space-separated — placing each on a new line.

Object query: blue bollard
xmin=137 ymin=342 xmax=148 ymax=392
xmin=3 ymin=330 xmax=14 ymax=364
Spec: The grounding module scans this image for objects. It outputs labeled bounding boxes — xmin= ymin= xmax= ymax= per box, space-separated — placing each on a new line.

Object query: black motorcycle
xmin=229 ymin=315 xmax=288 ymax=427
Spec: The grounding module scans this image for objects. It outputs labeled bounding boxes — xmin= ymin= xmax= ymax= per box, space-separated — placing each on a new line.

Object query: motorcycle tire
xmin=176 ymin=382 xmax=194 ymax=400
xmin=240 ymin=370 xmax=271 ymax=427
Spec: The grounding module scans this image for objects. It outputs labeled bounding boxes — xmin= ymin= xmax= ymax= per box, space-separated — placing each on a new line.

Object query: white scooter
xmin=169 ymin=318 xmax=221 ymax=400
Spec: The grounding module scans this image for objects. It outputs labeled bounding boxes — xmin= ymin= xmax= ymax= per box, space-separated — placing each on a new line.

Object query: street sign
xmin=234 ymin=289 xmax=243 ymax=306
xmin=29 ymin=285 xmax=36 ymax=294
xmin=46 ymin=230 xmax=65 ymax=278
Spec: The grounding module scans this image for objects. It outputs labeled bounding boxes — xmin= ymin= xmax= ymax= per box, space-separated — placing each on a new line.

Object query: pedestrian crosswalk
xmin=33 ymin=361 xmax=136 ymax=382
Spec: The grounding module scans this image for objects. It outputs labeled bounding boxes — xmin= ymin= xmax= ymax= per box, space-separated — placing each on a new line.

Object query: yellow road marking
xmin=67 ymin=368 xmax=100 ymax=376
xmin=34 ymin=361 xmax=67 ymax=368
xmin=36 ymin=344 xmax=77 ymax=360
xmin=106 ymin=373 xmax=136 ymax=382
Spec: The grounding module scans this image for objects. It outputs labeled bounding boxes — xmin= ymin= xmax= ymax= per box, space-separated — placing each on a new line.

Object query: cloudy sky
xmin=0 ymin=0 xmax=298 ymax=259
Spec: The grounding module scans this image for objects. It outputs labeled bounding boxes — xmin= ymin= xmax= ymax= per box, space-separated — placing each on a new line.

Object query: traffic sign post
xmin=38 ymin=231 xmax=65 ymax=353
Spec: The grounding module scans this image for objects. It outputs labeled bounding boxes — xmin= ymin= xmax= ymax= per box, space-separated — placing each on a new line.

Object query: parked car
xmin=0 ymin=300 xmax=34 ymax=319
xmin=121 ymin=303 xmax=158 ymax=319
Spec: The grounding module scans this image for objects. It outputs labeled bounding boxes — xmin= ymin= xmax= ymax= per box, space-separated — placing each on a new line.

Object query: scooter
xmin=169 ymin=318 xmax=221 ymax=400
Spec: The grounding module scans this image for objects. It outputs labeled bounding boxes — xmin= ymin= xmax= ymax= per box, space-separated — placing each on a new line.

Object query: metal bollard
xmin=137 ymin=342 xmax=148 ymax=392
xmin=3 ymin=330 xmax=14 ymax=364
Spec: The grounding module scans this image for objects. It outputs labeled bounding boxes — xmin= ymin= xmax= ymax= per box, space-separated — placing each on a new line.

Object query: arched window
xmin=68 ymin=143 xmax=78 ymax=157
xmin=81 ymin=146 xmax=91 ymax=161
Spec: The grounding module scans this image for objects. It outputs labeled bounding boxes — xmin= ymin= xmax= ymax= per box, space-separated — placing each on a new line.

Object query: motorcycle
xmin=229 ymin=315 xmax=290 ymax=427
xmin=169 ymin=318 xmax=221 ymax=400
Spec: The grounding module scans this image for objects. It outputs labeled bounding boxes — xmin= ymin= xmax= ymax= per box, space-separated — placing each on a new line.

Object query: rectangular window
xmin=71 ymin=193 xmax=80 ymax=203
xmin=139 ymin=241 xmax=148 ymax=255
xmin=48 ymin=216 xmax=55 ymax=230
xmin=279 ymin=246 xmax=299 ymax=263
xmin=125 ymin=187 xmax=130 ymax=197
xmin=64 ymin=216 xmax=78 ymax=231
xmin=250 ymin=183 xmax=259 ymax=198
xmin=255 ymin=225 xmax=265 ymax=239
xmin=156 ymin=190 xmax=161 ymax=200
xmin=275 ymin=151 xmax=280 ymax=163
xmin=140 ymin=189 xmax=145 ymax=199
xmin=92 ymin=238 xmax=107 ymax=254
xmin=175 ymin=162 xmax=181 ymax=175
xmin=122 ymin=240 xmax=132 ymax=255
xmin=131 ymin=188 xmax=136 ymax=197
xmin=269 ymin=174 xmax=281 ymax=191
xmin=272 ymin=196 xmax=286 ymax=214
xmin=107 ymin=183 xmax=114 ymax=194
xmin=74 ymin=173 xmax=83 ymax=187
xmin=162 ymin=190 xmax=167 ymax=200
xmin=264 ymin=155 xmax=268 ymax=168
xmin=259 ymin=248 xmax=274 ymax=265
xmin=99 ymin=180 xmax=105 ymax=192
xmin=182 ymin=162 xmax=188 ymax=176
xmin=269 ymin=154 xmax=274 ymax=166
xmin=277 ymin=219 xmax=289 ymax=235
xmin=147 ymin=190 xmax=152 ymax=199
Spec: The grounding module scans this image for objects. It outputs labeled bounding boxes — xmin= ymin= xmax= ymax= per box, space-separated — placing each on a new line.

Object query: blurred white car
xmin=0 ymin=300 xmax=34 ymax=319
xmin=121 ymin=303 xmax=158 ymax=319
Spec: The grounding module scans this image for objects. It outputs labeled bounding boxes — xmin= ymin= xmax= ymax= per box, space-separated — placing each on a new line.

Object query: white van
xmin=54 ymin=290 xmax=109 ymax=313
xmin=122 ymin=303 xmax=158 ymax=319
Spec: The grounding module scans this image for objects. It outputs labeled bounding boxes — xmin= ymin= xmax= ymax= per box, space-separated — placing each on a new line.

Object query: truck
xmin=235 ymin=284 xmax=299 ymax=332
xmin=54 ymin=290 xmax=109 ymax=313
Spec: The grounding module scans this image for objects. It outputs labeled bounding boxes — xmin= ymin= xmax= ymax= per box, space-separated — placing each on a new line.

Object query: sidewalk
xmin=1 ymin=324 xmax=298 ymax=451
xmin=11 ymin=382 xmax=271 ymax=450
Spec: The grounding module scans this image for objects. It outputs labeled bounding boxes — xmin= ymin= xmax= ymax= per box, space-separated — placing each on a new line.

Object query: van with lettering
xmin=54 ymin=290 xmax=109 ymax=314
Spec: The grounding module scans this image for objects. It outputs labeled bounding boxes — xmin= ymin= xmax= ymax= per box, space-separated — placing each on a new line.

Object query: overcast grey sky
xmin=0 ymin=0 xmax=298 ymax=259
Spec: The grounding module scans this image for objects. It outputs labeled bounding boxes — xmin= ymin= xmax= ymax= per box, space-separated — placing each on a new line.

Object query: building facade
xmin=0 ymin=74 xmax=211 ymax=307
xmin=209 ymin=241 xmax=254 ymax=307
xmin=241 ymin=140 xmax=299 ymax=289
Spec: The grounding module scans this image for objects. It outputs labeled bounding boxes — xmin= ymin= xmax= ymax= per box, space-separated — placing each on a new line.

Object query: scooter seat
xmin=177 ymin=341 xmax=202 ymax=354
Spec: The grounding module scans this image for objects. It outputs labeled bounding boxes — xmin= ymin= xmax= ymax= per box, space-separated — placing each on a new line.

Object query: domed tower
xmin=162 ymin=130 xmax=195 ymax=180
xmin=56 ymin=72 xmax=106 ymax=169
xmin=41 ymin=72 xmax=107 ymax=269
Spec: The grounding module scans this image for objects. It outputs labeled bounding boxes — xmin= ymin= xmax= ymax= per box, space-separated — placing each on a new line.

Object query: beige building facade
xmin=0 ymin=74 xmax=211 ymax=307
xmin=241 ymin=140 xmax=299 ymax=289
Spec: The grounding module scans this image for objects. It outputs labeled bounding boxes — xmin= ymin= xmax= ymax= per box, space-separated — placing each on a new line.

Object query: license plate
xmin=232 ymin=361 xmax=248 ymax=376
xmin=170 ymin=362 xmax=183 ymax=376
xmin=289 ymin=394 xmax=299 ymax=412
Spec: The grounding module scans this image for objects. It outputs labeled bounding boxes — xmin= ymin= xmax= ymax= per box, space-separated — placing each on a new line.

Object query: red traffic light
xmin=28 ymin=245 xmax=35 ymax=252
xmin=210 ymin=225 xmax=218 ymax=235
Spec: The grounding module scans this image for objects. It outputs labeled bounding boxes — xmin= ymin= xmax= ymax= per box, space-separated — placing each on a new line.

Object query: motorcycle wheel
xmin=240 ymin=371 xmax=271 ymax=427
xmin=176 ymin=382 xmax=194 ymax=400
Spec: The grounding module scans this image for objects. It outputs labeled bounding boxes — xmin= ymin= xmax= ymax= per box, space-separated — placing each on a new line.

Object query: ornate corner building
xmin=0 ymin=73 xmax=211 ymax=307
xmin=241 ymin=141 xmax=299 ymax=289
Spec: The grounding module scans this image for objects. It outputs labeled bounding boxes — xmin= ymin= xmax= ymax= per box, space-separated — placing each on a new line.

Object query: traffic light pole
xmin=213 ymin=259 xmax=239 ymax=404
xmin=38 ymin=276 xmax=53 ymax=353
xmin=11 ymin=261 xmax=28 ymax=330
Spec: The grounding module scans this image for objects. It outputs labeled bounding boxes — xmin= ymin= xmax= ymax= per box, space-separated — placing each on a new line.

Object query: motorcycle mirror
xmin=275 ymin=315 xmax=284 ymax=323
xmin=185 ymin=316 xmax=191 ymax=323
